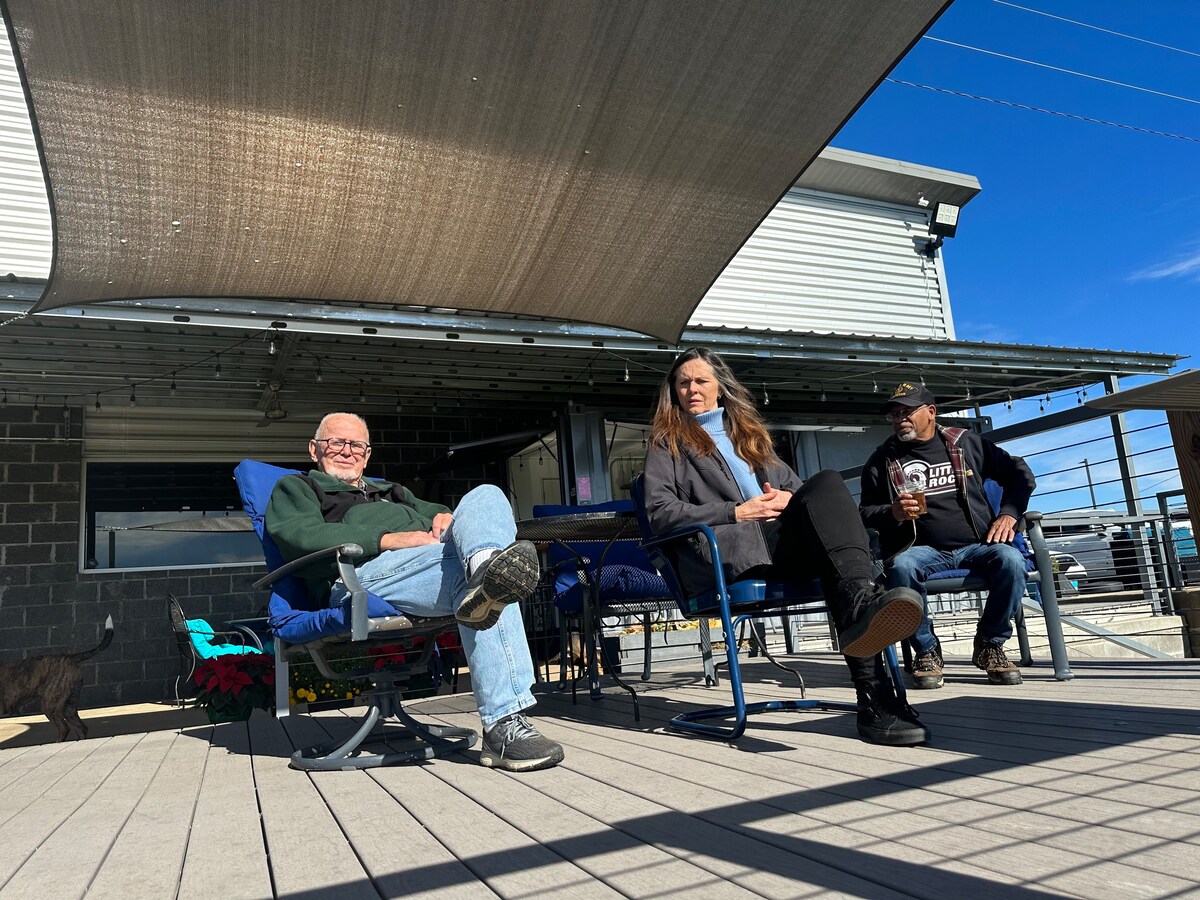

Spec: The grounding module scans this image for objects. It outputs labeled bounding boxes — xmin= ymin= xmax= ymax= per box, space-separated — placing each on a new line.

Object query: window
xmin=84 ymin=462 xmax=266 ymax=571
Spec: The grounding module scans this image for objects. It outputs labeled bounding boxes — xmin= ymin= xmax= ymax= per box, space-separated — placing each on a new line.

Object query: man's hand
xmin=430 ymin=512 xmax=453 ymax=540
xmin=986 ymin=514 xmax=1018 ymax=544
xmin=379 ymin=530 xmax=440 ymax=550
xmin=891 ymin=493 xmax=921 ymax=522
xmin=735 ymin=485 xmax=791 ymax=522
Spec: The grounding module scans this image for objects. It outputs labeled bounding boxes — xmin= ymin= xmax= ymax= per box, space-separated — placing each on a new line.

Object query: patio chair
xmin=167 ymin=594 xmax=264 ymax=706
xmin=630 ymin=474 xmax=907 ymax=740
xmin=234 ymin=459 xmax=476 ymax=771
xmin=533 ymin=500 xmax=716 ymax=686
xmin=903 ymin=479 xmax=1043 ymax=671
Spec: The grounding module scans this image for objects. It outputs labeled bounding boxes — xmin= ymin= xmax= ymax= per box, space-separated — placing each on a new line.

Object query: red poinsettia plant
xmin=193 ymin=653 xmax=275 ymax=721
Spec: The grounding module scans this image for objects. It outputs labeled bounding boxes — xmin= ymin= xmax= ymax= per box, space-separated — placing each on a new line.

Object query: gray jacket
xmin=643 ymin=440 xmax=802 ymax=594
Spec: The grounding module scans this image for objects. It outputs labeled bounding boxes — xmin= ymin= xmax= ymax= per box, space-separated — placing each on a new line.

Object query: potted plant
xmin=192 ymin=653 xmax=275 ymax=723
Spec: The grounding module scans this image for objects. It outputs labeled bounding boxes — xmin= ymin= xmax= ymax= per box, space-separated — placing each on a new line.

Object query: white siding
xmin=689 ymin=188 xmax=954 ymax=340
xmin=0 ymin=23 xmax=51 ymax=279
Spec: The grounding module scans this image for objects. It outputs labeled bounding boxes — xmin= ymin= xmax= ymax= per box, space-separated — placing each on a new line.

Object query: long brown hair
xmin=649 ymin=347 xmax=779 ymax=469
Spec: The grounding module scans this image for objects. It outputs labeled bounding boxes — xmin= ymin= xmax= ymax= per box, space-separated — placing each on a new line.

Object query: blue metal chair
xmin=234 ymin=459 xmax=476 ymax=770
xmin=630 ymin=475 xmax=907 ymax=740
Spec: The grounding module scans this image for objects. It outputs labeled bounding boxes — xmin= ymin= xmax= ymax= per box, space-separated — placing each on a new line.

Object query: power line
xmin=922 ymin=36 xmax=1200 ymax=106
xmin=991 ymin=1 xmax=1200 ymax=60
xmin=884 ymin=79 xmax=1200 ymax=144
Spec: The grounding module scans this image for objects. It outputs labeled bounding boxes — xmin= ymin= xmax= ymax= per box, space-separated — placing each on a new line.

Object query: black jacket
xmin=859 ymin=427 xmax=1035 ymax=560
xmin=643 ymin=440 xmax=801 ymax=593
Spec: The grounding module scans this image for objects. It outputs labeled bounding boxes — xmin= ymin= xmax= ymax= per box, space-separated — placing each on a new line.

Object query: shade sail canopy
xmin=4 ymin=0 xmax=948 ymax=342
xmin=1086 ymin=369 xmax=1200 ymax=412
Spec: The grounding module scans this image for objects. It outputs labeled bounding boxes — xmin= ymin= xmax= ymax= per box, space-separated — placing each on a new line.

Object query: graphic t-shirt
xmin=897 ymin=437 xmax=978 ymax=550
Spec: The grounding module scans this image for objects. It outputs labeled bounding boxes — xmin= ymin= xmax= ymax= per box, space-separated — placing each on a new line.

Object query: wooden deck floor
xmin=1 ymin=654 xmax=1198 ymax=899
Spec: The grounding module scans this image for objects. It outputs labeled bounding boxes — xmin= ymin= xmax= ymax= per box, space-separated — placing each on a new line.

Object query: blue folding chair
xmin=630 ymin=475 xmax=906 ymax=740
xmin=234 ymin=459 xmax=476 ymax=770
xmin=906 ymin=479 xmax=1039 ymax=670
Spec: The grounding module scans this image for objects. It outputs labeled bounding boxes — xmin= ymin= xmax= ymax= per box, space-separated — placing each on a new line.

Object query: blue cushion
xmin=186 ymin=618 xmax=263 ymax=659
xmin=552 ymin=563 xmax=670 ymax=614
xmin=234 ymin=459 xmax=405 ymax=645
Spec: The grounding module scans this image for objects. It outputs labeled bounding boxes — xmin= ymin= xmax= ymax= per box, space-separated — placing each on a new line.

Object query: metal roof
xmin=0 ymin=281 xmax=1179 ymax=426
xmin=3 ymin=0 xmax=951 ymax=343
xmin=793 ymin=147 xmax=981 ymax=211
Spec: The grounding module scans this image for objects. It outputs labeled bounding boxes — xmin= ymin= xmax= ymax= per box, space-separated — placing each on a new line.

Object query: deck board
xmin=177 ymin=723 xmax=274 ymax=900
xmin=0 ymin=654 xmax=1197 ymax=898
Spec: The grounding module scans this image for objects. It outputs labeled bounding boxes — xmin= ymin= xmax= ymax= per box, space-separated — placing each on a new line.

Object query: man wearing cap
xmin=859 ymin=382 xmax=1037 ymax=688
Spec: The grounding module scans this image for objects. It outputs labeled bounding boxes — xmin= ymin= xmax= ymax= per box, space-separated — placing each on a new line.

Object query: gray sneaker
xmin=456 ymin=541 xmax=539 ymax=631
xmin=480 ymin=714 xmax=565 ymax=771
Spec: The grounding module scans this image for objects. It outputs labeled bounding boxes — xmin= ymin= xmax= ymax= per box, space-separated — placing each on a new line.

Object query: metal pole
xmin=1081 ymin=458 xmax=1097 ymax=509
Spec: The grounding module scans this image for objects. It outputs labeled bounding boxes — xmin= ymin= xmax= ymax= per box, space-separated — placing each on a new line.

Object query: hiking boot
xmin=837 ymin=580 xmax=923 ymax=658
xmin=972 ymin=636 xmax=1023 ymax=685
xmin=911 ymin=643 xmax=944 ymax=690
xmin=457 ymin=541 xmax=539 ymax=631
xmin=855 ymin=684 xmax=930 ymax=746
xmin=480 ymin=713 xmax=565 ymax=772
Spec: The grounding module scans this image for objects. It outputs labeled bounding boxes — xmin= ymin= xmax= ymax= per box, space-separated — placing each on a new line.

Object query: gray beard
xmin=897 ymin=431 xmax=917 ymax=443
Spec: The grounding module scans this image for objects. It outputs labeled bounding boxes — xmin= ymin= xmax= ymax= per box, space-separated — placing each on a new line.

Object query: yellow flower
xmin=345 ymin=692 xmax=353 ymax=699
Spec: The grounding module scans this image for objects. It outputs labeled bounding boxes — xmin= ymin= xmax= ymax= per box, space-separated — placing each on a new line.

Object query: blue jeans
xmin=328 ymin=484 xmax=535 ymax=727
xmin=886 ymin=542 xmax=1027 ymax=654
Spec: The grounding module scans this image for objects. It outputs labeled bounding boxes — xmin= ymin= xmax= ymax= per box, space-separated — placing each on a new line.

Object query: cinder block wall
xmin=0 ymin=403 xmax=552 ymax=709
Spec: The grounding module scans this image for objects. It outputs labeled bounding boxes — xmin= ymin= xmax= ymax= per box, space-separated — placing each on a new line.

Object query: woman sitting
xmin=642 ymin=347 xmax=927 ymax=745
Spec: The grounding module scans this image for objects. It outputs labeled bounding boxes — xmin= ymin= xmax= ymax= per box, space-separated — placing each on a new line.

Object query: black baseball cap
xmin=881 ymin=381 xmax=936 ymax=412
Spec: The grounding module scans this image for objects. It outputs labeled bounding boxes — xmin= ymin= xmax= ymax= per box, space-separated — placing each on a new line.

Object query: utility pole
xmin=1080 ymin=458 xmax=1097 ymax=509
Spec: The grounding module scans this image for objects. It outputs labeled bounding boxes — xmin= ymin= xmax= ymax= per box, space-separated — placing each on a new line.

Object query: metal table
xmin=516 ymin=511 xmax=645 ymax=719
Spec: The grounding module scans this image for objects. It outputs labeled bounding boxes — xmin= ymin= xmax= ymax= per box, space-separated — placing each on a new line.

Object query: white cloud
xmin=1129 ymin=243 xmax=1200 ymax=283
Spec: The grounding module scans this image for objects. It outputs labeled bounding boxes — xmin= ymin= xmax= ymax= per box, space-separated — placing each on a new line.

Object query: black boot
xmin=855 ymin=682 xmax=930 ymax=746
xmin=836 ymin=579 xmax=923 ymax=658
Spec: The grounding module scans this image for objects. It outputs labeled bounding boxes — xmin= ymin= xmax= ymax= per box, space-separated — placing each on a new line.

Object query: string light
xmin=214 ymin=355 xmax=222 ymax=379
xmin=820 ymin=383 xmax=827 ymax=402
xmin=1 ymin=388 xmax=6 ymax=407
xmin=129 ymin=388 xmax=137 ymax=408
xmin=316 ymin=361 xmax=323 ymax=383
xmin=1045 ymin=393 xmax=1051 ymax=407
xmin=358 ymin=380 xmax=366 ymax=404
xmin=268 ymin=336 xmax=277 ymax=356
xmin=170 ymin=375 xmax=177 ymax=398
xmin=1076 ymin=391 xmax=1083 ymax=406
xmin=1082 ymin=388 xmax=1088 ymax=402
xmin=1039 ymin=398 xmax=1045 ymax=414
xmin=94 ymin=394 xmax=102 ymax=411
xmin=1006 ymin=392 xmax=1013 ymax=411
xmin=964 ymin=383 xmax=972 ymax=401
xmin=61 ymin=397 xmax=69 ymax=419
xmin=624 ymin=363 xmax=630 ymax=383
xmin=394 ymin=392 xmax=402 ymax=414
xmin=587 ymin=368 xmax=594 ymax=387
xmin=432 ymin=399 xmax=439 ymax=414
xmin=872 ymin=379 xmax=879 ymax=393
xmin=32 ymin=395 xmax=39 ymax=413
xmin=762 ymin=383 xmax=770 ymax=406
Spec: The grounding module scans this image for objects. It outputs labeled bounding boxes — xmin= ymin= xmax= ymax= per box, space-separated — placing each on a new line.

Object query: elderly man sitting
xmin=265 ymin=412 xmax=563 ymax=772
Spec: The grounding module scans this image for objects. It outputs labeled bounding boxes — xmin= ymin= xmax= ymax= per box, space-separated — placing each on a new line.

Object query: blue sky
xmin=833 ymin=0 xmax=1199 ymax=515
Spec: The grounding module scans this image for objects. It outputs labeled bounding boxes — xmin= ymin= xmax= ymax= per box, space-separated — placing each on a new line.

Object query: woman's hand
xmin=735 ymin=485 xmax=791 ymax=522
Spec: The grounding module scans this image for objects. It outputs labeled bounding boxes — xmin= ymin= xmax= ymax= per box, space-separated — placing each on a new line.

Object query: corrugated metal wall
xmin=689 ymin=188 xmax=954 ymax=340
xmin=0 ymin=21 xmax=51 ymax=279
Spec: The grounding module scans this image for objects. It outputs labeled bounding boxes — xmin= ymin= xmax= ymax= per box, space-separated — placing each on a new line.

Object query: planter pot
xmin=205 ymin=705 xmax=253 ymax=724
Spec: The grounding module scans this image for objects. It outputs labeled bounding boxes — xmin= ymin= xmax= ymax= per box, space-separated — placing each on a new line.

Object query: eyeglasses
xmin=314 ymin=438 xmax=371 ymax=455
xmin=884 ymin=405 xmax=928 ymax=424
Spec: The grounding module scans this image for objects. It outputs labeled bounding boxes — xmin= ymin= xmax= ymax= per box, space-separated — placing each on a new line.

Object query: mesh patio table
xmin=516 ymin=511 xmax=645 ymax=718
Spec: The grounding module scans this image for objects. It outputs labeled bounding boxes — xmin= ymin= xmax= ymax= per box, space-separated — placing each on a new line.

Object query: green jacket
xmin=265 ymin=470 xmax=451 ymax=599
